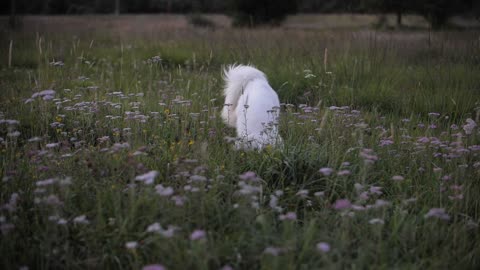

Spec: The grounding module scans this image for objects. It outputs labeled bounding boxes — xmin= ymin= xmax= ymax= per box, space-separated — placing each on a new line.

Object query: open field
xmin=1 ymin=15 xmax=480 ymax=269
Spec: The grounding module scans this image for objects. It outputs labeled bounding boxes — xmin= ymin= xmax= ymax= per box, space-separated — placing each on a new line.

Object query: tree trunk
xmin=115 ymin=0 xmax=120 ymax=15
xmin=396 ymin=11 xmax=402 ymax=27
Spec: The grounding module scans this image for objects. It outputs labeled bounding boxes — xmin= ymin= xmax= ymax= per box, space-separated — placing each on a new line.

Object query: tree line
xmin=4 ymin=0 xmax=480 ymax=29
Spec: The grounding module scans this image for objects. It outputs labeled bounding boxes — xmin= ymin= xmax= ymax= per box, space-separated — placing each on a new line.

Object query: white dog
xmin=221 ymin=64 xmax=282 ymax=150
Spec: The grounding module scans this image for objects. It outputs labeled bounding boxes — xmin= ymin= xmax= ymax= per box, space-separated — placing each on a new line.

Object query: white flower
xmin=125 ymin=241 xmax=138 ymax=249
xmin=135 ymin=171 xmax=159 ymax=185
xmin=368 ymin=218 xmax=385 ymax=225
xmin=73 ymin=215 xmax=89 ymax=225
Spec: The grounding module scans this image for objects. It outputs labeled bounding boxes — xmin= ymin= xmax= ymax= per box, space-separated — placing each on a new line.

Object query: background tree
xmin=230 ymin=0 xmax=297 ymax=27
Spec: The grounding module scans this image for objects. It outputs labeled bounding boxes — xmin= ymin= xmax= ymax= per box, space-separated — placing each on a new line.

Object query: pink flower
xmin=279 ymin=212 xmax=297 ymax=221
xmin=190 ymin=229 xmax=206 ymax=241
xmin=142 ymin=264 xmax=166 ymax=270
xmin=239 ymin=171 xmax=257 ymax=181
xmin=337 ymin=170 xmax=351 ymax=176
xmin=333 ymin=199 xmax=351 ymax=210
xmin=319 ymin=167 xmax=334 ymax=176
xmin=424 ymin=208 xmax=450 ymax=220
xmin=316 ymin=242 xmax=331 ymax=253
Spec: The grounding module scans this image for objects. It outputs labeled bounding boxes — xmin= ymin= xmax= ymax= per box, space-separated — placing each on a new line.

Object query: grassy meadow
xmin=1 ymin=15 xmax=480 ymax=269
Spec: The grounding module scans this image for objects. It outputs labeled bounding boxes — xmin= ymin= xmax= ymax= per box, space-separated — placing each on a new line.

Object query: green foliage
xmin=0 ymin=16 xmax=480 ymax=269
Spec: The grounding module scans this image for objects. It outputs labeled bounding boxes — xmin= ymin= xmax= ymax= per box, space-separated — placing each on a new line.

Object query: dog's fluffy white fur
xmin=221 ymin=64 xmax=282 ymax=150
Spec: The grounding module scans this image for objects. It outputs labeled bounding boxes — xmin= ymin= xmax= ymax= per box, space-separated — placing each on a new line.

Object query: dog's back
xmin=221 ymin=65 xmax=282 ymax=150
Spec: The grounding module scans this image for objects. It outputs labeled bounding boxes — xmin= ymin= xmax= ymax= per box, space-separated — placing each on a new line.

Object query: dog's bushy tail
xmin=221 ymin=64 xmax=266 ymax=127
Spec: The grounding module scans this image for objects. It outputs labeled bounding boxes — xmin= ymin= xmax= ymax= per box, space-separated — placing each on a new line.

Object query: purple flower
xmin=424 ymin=208 xmax=450 ymax=221
xmin=369 ymin=186 xmax=383 ymax=195
xmin=239 ymin=171 xmax=258 ymax=181
xmin=279 ymin=212 xmax=297 ymax=221
xmin=319 ymin=167 xmax=334 ymax=176
xmin=333 ymin=199 xmax=351 ymax=210
xmin=337 ymin=170 xmax=351 ymax=176
xmin=142 ymin=264 xmax=166 ymax=270
xmin=379 ymin=139 xmax=394 ymax=146
xmin=316 ymin=242 xmax=331 ymax=253
xmin=463 ymin=118 xmax=477 ymax=135
xmin=135 ymin=171 xmax=159 ymax=185
xmin=155 ymin=185 xmax=174 ymax=196
xmin=190 ymin=229 xmax=206 ymax=241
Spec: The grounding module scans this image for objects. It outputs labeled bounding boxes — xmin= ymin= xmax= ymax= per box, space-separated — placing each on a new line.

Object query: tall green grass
xmin=0 ymin=19 xmax=479 ymax=269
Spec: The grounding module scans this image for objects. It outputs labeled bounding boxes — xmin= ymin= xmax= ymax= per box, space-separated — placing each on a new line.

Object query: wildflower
xmin=146 ymin=222 xmax=162 ymax=233
xmin=135 ymin=171 xmax=159 ymax=185
xmin=279 ymin=212 xmax=297 ymax=221
xmin=359 ymin=148 xmax=378 ymax=164
xmin=333 ymin=199 xmax=351 ymax=210
xmin=57 ymin=218 xmax=67 ymax=225
xmin=28 ymin=136 xmax=42 ymax=142
xmin=354 ymin=183 xmax=364 ymax=191
xmin=463 ymin=118 xmax=477 ymax=135
xmin=316 ymin=242 xmax=331 ymax=253
xmin=46 ymin=143 xmax=60 ymax=148
xmin=32 ymin=89 xmax=56 ymax=100
xmin=7 ymin=131 xmax=20 ymax=137
xmin=319 ymin=167 xmax=334 ymax=176
xmin=171 ymin=195 xmax=186 ymax=206
xmin=391 ymin=175 xmax=405 ymax=181
xmin=220 ymin=265 xmax=233 ymax=270
xmin=424 ymin=208 xmax=450 ymax=221
xmin=337 ymin=170 xmax=351 ymax=176
xmin=263 ymin=246 xmax=286 ymax=256
xmin=351 ymin=204 xmax=366 ymax=211
xmin=125 ymin=241 xmax=138 ymax=249
xmin=379 ymin=139 xmax=394 ymax=146
xmin=36 ymin=178 xmax=56 ymax=187
xmin=269 ymin=195 xmax=282 ymax=212
xmin=369 ymin=199 xmax=390 ymax=209
xmin=190 ymin=229 xmax=206 ymax=241
xmin=402 ymin=197 xmax=417 ymax=205
xmin=142 ymin=264 xmax=166 ymax=270
xmin=369 ymin=186 xmax=383 ymax=195
xmin=296 ymin=189 xmax=309 ymax=198
xmin=155 ymin=185 xmax=174 ymax=197
xmin=239 ymin=171 xmax=258 ymax=181
xmin=73 ymin=215 xmax=89 ymax=225
xmin=159 ymin=226 xmax=177 ymax=238
xmin=189 ymin=175 xmax=207 ymax=182
xmin=448 ymin=194 xmax=464 ymax=200
xmin=369 ymin=218 xmax=385 ymax=225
